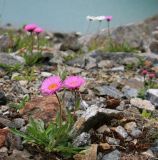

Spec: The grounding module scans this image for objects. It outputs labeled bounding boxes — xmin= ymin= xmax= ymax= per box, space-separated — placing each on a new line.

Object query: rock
xmin=73 ymin=132 xmax=91 ymax=147
xmin=0 ymin=91 xmax=7 ymax=105
xmin=95 ymin=85 xmax=123 ymax=99
xmin=97 ymin=125 xmax=110 ymax=134
xmin=98 ymin=60 xmax=114 ymax=68
xmin=13 ymin=118 xmax=25 ymax=129
xmin=41 ymin=72 xmax=52 ymax=77
xmin=152 ymin=30 xmax=158 ymax=40
xmin=110 ymin=66 xmax=125 ymax=72
xmin=102 ymin=150 xmax=121 ymax=160
xmin=19 ymin=80 xmax=28 ymax=86
xmin=1 ymin=105 xmax=9 ymax=112
xmin=0 ymin=53 xmax=24 ymax=65
xmin=0 ymin=117 xmax=14 ymax=128
xmin=99 ymin=143 xmax=111 ymax=151
xmin=60 ymin=33 xmax=81 ymax=52
xmin=130 ymin=98 xmax=155 ymax=111
xmin=11 ymin=72 xmax=20 ymax=80
xmin=115 ymin=126 xmax=128 ymax=139
xmin=142 ymin=149 xmax=155 ymax=159
xmin=121 ymin=78 xmax=144 ymax=89
xmin=0 ymin=128 xmax=9 ymax=147
xmin=74 ymin=144 xmax=98 ymax=160
xmin=66 ymin=66 xmax=84 ymax=74
xmin=7 ymin=149 xmax=32 ymax=160
xmin=122 ymin=86 xmax=138 ymax=98
xmin=19 ymin=95 xmax=60 ymax=123
xmin=0 ymin=35 xmax=13 ymax=52
xmin=85 ymin=57 xmax=97 ymax=70
xmin=150 ymin=40 xmax=158 ymax=54
xmin=124 ymin=122 xmax=142 ymax=138
xmin=150 ymin=139 xmax=158 ymax=157
xmin=146 ymin=89 xmax=158 ymax=107
xmin=0 ymin=146 xmax=8 ymax=153
xmin=122 ymin=57 xmax=139 ymax=65
xmin=106 ymin=137 xmax=120 ymax=145
xmin=71 ymin=105 xmax=122 ymax=137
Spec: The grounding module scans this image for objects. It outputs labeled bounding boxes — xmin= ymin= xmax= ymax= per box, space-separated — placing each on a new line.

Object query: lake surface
xmin=0 ymin=0 xmax=158 ymax=33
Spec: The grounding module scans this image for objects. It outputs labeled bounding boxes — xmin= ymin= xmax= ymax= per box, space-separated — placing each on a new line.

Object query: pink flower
xmin=105 ymin=16 xmax=112 ymax=22
xmin=34 ymin=27 xmax=44 ymax=34
xmin=142 ymin=69 xmax=148 ymax=75
xmin=63 ymin=76 xmax=85 ymax=90
xmin=148 ymin=73 xmax=156 ymax=79
xmin=24 ymin=24 xmax=38 ymax=32
xmin=40 ymin=76 xmax=62 ymax=95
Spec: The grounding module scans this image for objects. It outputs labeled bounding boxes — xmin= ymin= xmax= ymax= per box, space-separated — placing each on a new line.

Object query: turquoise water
xmin=0 ymin=0 xmax=158 ymax=33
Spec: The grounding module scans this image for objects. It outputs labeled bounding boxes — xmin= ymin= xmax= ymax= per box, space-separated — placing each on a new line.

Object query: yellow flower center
xmin=48 ymin=83 xmax=58 ymax=90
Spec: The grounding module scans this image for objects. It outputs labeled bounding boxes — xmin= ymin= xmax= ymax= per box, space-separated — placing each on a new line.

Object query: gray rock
xmin=0 ymin=117 xmax=15 ymax=128
xmin=85 ymin=57 xmax=97 ymax=70
xmin=73 ymin=132 xmax=91 ymax=147
xmin=122 ymin=57 xmax=139 ymax=66
xmin=130 ymin=128 xmax=142 ymax=138
xmin=0 ymin=35 xmax=13 ymax=52
xmin=130 ymin=98 xmax=155 ymax=111
xmin=150 ymin=139 xmax=158 ymax=157
xmin=97 ymin=125 xmax=110 ymax=134
xmin=0 ymin=91 xmax=7 ymax=105
xmin=110 ymin=66 xmax=125 ymax=72
xmin=98 ymin=60 xmax=114 ymax=68
xmin=150 ymin=40 xmax=158 ymax=54
xmin=1 ymin=105 xmax=9 ymax=112
xmin=71 ymin=105 xmax=122 ymax=137
xmin=152 ymin=30 xmax=158 ymax=40
xmin=13 ymin=118 xmax=25 ymax=129
xmin=115 ymin=126 xmax=128 ymax=139
xmin=122 ymin=86 xmax=138 ymax=98
xmin=0 ymin=53 xmax=24 ymax=65
xmin=146 ymin=89 xmax=158 ymax=107
xmin=106 ymin=137 xmax=120 ymax=145
xmin=95 ymin=85 xmax=123 ymax=99
xmin=102 ymin=150 xmax=121 ymax=160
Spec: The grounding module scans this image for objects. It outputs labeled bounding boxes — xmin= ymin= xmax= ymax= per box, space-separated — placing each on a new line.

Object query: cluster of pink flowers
xmin=24 ymin=23 xmax=44 ymax=34
xmin=141 ymin=69 xmax=156 ymax=79
xmin=40 ymin=75 xmax=85 ymax=95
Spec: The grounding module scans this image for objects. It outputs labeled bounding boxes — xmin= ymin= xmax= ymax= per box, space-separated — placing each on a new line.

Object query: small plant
xmin=11 ymin=113 xmax=83 ymax=157
xmin=141 ymin=109 xmax=152 ymax=119
xmin=0 ymin=63 xmax=21 ymax=74
xmin=137 ymin=87 xmax=147 ymax=99
xmin=10 ymin=95 xmax=29 ymax=110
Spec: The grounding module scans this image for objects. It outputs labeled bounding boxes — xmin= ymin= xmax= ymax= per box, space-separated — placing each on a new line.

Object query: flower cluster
xmin=141 ymin=69 xmax=156 ymax=80
xmin=86 ymin=15 xmax=112 ymax=22
xmin=40 ymin=75 xmax=85 ymax=95
xmin=24 ymin=23 xmax=44 ymax=34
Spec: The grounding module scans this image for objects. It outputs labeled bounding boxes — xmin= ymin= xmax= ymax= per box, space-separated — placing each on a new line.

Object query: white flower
xmin=86 ymin=16 xmax=98 ymax=21
xmin=95 ymin=16 xmax=105 ymax=21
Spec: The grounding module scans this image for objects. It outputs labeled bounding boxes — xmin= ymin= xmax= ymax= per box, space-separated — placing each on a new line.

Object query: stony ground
xmin=0 ymin=15 xmax=158 ymax=160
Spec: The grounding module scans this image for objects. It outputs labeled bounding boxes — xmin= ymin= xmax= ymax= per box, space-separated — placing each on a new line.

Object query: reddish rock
xmin=0 ymin=128 xmax=9 ymax=147
xmin=19 ymin=95 xmax=61 ymax=123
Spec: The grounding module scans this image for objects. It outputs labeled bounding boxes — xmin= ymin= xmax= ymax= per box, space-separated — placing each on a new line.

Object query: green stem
xmin=55 ymin=93 xmax=62 ymax=127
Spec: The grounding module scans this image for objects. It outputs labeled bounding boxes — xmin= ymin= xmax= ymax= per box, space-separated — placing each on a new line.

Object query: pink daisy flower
xmin=148 ymin=73 xmax=156 ymax=79
xmin=105 ymin=16 xmax=112 ymax=22
xmin=34 ymin=27 xmax=44 ymax=34
xmin=40 ymin=76 xmax=62 ymax=95
xmin=141 ymin=69 xmax=148 ymax=75
xmin=63 ymin=76 xmax=85 ymax=90
xmin=24 ymin=24 xmax=38 ymax=32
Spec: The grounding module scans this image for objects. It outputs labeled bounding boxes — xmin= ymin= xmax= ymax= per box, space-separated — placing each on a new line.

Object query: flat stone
xmin=95 ymin=85 xmax=123 ymax=99
xmin=41 ymin=72 xmax=52 ymax=77
xmin=0 ymin=117 xmax=15 ymax=128
xmin=13 ymin=118 xmax=25 ymax=129
xmin=102 ymin=150 xmax=121 ymax=160
xmin=73 ymin=132 xmax=91 ymax=147
xmin=150 ymin=40 xmax=158 ymax=54
xmin=115 ymin=126 xmax=128 ymax=139
xmin=106 ymin=137 xmax=120 ymax=145
xmin=146 ymin=89 xmax=158 ymax=107
xmin=97 ymin=125 xmax=110 ymax=134
xmin=98 ymin=60 xmax=114 ymax=68
xmin=122 ymin=86 xmax=138 ymax=98
xmin=71 ymin=105 xmax=122 ymax=137
xmin=110 ymin=66 xmax=125 ymax=72
xmin=130 ymin=98 xmax=155 ymax=111
xmin=19 ymin=95 xmax=60 ymax=123
xmin=99 ymin=143 xmax=111 ymax=151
